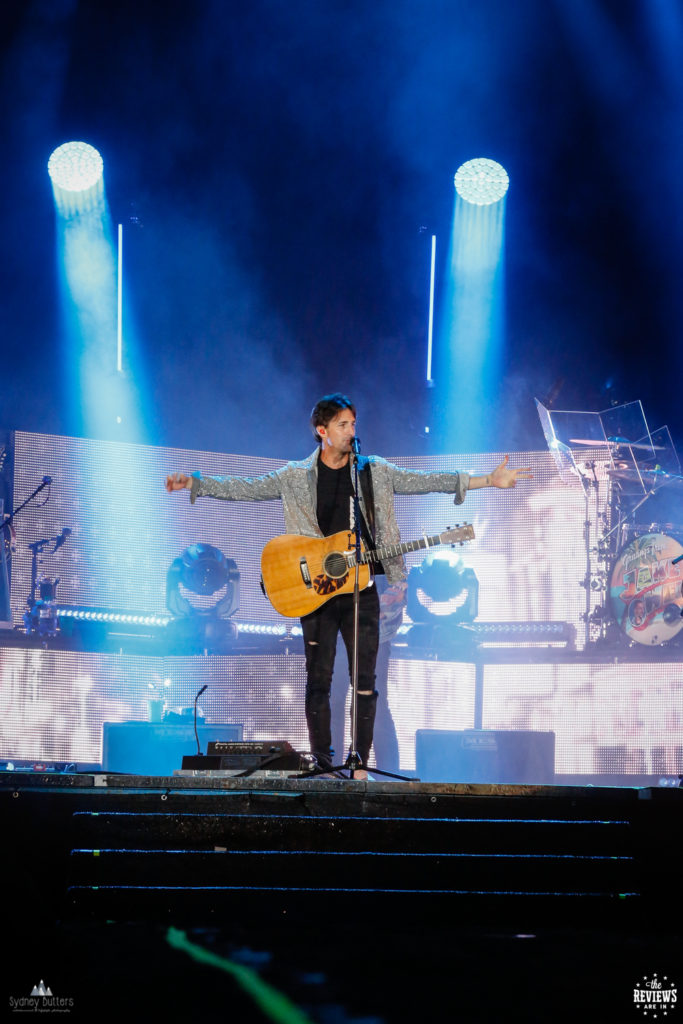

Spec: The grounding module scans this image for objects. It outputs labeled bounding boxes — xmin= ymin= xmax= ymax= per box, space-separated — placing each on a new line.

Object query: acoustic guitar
xmin=260 ymin=524 xmax=475 ymax=617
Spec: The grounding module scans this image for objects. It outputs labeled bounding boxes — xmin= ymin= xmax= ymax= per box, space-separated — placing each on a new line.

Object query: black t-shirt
xmin=316 ymin=459 xmax=355 ymax=537
xmin=316 ymin=458 xmax=384 ymax=573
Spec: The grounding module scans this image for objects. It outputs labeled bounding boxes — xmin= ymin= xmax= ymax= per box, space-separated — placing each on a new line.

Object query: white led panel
xmin=2 ymin=431 xmax=680 ymax=776
xmin=482 ymin=662 xmax=683 ymax=776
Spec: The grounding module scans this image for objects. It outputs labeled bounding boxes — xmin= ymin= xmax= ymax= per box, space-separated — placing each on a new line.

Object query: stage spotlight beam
xmin=48 ymin=141 xmax=104 ymax=216
xmin=431 ymin=159 xmax=509 ymax=451
xmin=48 ymin=141 xmax=103 ymax=191
xmin=454 ymin=158 xmax=509 ymax=206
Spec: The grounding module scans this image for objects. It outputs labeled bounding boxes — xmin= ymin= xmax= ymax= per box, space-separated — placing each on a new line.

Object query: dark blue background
xmin=2 ymin=0 xmax=681 ymax=458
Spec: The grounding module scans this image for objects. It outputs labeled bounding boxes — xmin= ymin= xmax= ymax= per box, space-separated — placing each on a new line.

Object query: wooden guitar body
xmin=261 ymin=531 xmax=370 ymax=618
xmin=260 ymin=523 xmax=475 ymax=618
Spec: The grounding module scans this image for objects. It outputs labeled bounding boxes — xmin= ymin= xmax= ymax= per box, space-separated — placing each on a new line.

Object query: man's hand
xmin=489 ymin=455 xmax=532 ymax=489
xmin=379 ymin=581 xmax=408 ymax=644
xmin=165 ymin=472 xmax=192 ymax=493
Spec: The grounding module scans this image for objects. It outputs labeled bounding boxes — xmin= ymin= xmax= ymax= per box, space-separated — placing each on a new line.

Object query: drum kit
xmin=569 ymin=435 xmax=683 ymax=648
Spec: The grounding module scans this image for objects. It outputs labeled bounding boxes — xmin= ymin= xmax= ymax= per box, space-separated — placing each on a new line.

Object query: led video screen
xmin=1 ymin=430 xmax=680 ymax=778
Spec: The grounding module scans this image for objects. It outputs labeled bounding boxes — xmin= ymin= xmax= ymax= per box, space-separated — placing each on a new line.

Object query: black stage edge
xmin=3 ymin=772 xmax=682 ymax=1022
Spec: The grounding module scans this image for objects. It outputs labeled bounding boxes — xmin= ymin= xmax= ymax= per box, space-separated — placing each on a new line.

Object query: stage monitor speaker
xmin=102 ymin=721 xmax=243 ymax=776
xmin=415 ymin=729 xmax=555 ymax=784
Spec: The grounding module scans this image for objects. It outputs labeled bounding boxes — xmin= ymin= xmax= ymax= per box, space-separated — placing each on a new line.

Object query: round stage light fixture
xmin=454 ymin=158 xmax=509 ymax=205
xmin=166 ymin=543 xmax=240 ymax=619
xmin=165 ymin=543 xmax=240 ymax=654
xmin=407 ymin=551 xmax=479 ymax=624
xmin=48 ymin=142 xmax=103 ymax=193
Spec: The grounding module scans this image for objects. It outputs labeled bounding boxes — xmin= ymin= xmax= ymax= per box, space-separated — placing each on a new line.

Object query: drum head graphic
xmin=610 ymin=533 xmax=683 ymax=645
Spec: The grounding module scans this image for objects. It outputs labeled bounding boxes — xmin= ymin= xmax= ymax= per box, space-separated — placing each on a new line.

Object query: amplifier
xmin=207 ymin=740 xmax=294 ymax=758
xmin=182 ymin=740 xmax=305 ymax=772
xmin=416 ymin=729 xmax=555 ymax=784
xmin=102 ymin=721 xmax=242 ymax=775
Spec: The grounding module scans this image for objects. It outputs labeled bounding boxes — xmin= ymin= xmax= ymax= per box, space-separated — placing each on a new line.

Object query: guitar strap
xmin=358 ymin=460 xmax=377 ymax=549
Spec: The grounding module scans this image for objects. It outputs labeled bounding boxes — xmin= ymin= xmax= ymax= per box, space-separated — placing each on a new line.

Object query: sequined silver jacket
xmin=190 ymin=448 xmax=470 ymax=583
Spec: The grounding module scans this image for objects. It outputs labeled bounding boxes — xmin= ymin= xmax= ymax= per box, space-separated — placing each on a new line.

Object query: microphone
xmin=42 ymin=476 xmax=52 ymax=485
xmin=194 ymin=685 xmax=208 ymax=755
xmin=53 ymin=528 xmax=72 ymax=552
xmin=350 ymin=437 xmax=361 ymax=455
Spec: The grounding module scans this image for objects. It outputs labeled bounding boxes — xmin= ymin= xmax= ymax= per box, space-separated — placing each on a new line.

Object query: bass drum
xmin=610 ymin=532 xmax=683 ymax=645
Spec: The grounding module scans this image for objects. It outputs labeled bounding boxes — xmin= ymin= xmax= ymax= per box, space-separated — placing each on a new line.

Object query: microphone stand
xmin=2 ymin=478 xmax=60 ymax=635
xmin=25 ymin=529 xmax=71 ymax=615
xmin=2 ymin=478 xmax=53 ymax=619
xmin=346 ymin=436 xmax=364 ymax=777
xmin=1 ymin=476 xmax=52 ymax=536
xmin=194 ymin=684 xmax=208 ymax=755
xmin=306 ymin=437 xmax=409 ymax=783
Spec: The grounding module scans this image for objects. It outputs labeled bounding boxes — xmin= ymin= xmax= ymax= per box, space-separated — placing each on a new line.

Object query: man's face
xmin=318 ymin=409 xmax=356 ymax=454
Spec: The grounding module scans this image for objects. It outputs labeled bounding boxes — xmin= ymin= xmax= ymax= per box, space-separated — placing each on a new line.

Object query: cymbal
xmin=570 ymin=437 xmax=664 ymax=450
xmin=607 ymin=467 xmax=669 ymax=480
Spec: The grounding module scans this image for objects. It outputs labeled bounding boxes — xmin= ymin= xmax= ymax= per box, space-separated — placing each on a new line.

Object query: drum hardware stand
xmin=577 ymin=461 xmax=603 ymax=648
xmin=586 ymin=462 xmax=633 ymax=646
xmin=581 ymin=460 xmax=626 ymax=647
xmin=600 ymin=487 xmax=658 ymax=551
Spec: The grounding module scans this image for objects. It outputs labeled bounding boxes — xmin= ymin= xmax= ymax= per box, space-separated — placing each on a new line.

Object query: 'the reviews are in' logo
xmin=634 ymin=975 xmax=678 ymax=1018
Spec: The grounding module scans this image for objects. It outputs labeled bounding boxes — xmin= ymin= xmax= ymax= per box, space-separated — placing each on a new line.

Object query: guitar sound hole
xmin=323 ymin=551 xmax=348 ymax=579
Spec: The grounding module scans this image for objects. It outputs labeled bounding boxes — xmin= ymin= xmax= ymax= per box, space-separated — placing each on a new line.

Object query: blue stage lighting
xmin=48 ymin=142 xmax=103 ymax=192
xmin=433 ymin=158 xmax=508 ymax=451
xmin=48 ymin=142 xmax=104 ymax=218
xmin=454 ymin=158 xmax=509 ymax=206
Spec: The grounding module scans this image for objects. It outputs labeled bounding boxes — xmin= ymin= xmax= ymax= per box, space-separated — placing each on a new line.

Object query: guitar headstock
xmin=440 ymin=523 xmax=475 ymax=545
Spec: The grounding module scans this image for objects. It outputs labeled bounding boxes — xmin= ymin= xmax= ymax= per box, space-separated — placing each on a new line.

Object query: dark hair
xmin=310 ymin=393 xmax=356 ymax=444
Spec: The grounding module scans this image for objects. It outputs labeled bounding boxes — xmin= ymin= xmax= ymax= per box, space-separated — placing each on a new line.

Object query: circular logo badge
xmin=610 ymin=533 xmax=683 ymax=645
xmin=633 ymin=974 xmax=677 ymax=1016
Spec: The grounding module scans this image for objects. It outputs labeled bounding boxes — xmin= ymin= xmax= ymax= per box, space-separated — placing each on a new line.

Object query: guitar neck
xmin=354 ymin=533 xmax=447 ymax=566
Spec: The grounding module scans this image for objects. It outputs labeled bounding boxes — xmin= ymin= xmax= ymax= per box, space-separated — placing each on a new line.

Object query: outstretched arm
xmin=165 ymin=468 xmax=283 ymax=503
xmin=165 ymin=473 xmax=192 ymax=492
xmin=467 ymin=455 xmax=533 ymax=490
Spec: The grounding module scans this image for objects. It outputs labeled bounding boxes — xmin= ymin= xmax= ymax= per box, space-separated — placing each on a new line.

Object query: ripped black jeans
xmin=301 ymin=585 xmax=380 ymax=768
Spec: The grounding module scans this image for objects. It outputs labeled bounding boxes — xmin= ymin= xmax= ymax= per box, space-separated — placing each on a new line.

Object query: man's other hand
xmin=165 ymin=472 xmax=192 ymax=493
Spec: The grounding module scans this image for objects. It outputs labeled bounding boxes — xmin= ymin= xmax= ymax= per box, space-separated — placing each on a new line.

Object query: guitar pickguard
xmin=313 ymin=572 xmax=349 ymax=596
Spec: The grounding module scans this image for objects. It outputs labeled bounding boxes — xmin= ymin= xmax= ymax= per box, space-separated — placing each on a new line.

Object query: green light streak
xmin=166 ymin=927 xmax=314 ymax=1024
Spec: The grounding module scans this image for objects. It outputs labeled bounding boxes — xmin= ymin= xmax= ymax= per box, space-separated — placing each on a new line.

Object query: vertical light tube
xmin=426 ymin=234 xmax=436 ymax=382
xmin=117 ymin=223 xmax=123 ymax=373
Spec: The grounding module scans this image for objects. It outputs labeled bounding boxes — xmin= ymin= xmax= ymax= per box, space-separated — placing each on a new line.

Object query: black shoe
xmin=312 ymin=751 xmax=335 ymax=772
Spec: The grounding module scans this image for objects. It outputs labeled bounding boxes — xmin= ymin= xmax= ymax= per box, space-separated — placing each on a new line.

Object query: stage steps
xmin=4 ymin=775 xmax=680 ymax=1024
xmin=4 ymin=774 xmax=679 ymax=928
xmin=65 ymin=805 xmax=640 ymax=922
xmin=70 ymin=809 xmax=634 ymax=855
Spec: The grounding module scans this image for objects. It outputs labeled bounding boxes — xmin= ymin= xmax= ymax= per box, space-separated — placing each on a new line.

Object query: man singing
xmin=166 ymin=393 xmax=531 ymax=778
